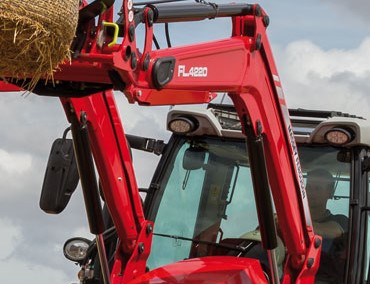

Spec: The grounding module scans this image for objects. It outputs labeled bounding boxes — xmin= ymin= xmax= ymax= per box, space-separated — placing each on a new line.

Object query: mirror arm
xmin=126 ymin=134 xmax=165 ymax=155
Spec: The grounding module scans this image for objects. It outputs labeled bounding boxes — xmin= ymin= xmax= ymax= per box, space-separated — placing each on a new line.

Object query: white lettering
xmin=178 ymin=65 xmax=208 ymax=78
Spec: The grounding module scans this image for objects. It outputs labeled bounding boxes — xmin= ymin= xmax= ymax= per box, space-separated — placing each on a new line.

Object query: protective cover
xmin=39 ymin=138 xmax=79 ymax=214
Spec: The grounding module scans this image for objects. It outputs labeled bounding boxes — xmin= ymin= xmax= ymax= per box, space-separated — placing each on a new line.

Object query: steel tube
xmin=96 ymin=234 xmax=112 ymax=284
xmin=267 ymin=249 xmax=280 ymax=284
xmin=152 ymin=3 xmax=254 ymax=23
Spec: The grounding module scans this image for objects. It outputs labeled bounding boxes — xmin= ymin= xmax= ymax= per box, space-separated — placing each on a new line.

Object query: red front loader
xmin=0 ymin=0 xmax=341 ymax=283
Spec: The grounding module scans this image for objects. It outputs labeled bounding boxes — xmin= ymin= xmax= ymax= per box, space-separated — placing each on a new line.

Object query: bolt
xmin=307 ymin=258 xmax=314 ymax=268
xmin=136 ymin=90 xmax=142 ymax=97
xmin=138 ymin=243 xmax=145 ymax=254
xmin=118 ymin=177 xmax=122 ymax=182
xmin=80 ymin=111 xmax=87 ymax=124
xmin=90 ymin=29 xmax=96 ymax=37
xmin=127 ymin=0 xmax=133 ymax=10
xmin=124 ymin=46 xmax=132 ymax=61
xmin=147 ymin=10 xmax=154 ymax=27
xmin=128 ymin=10 xmax=134 ymax=22
xmin=129 ymin=24 xmax=135 ymax=42
xmin=143 ymin=54 xmax=150 ymax=71
xmin=146 ymin=224 xmax=153 ymax=235
xmin=131 ymin=53 xmax=137 ymax=69
xmin=256 ymin=120 xmax=263 ymax=135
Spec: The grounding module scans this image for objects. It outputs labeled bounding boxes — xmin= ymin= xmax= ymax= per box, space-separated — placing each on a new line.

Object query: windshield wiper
xmin=153 ymin=232 xmax=255 ymax=253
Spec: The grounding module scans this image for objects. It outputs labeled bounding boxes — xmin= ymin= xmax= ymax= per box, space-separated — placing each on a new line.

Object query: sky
xmin=1 ymin=0 xmax=370 ymax=283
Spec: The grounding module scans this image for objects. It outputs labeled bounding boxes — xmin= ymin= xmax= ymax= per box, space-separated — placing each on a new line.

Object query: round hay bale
xmin=0 ymin=0 xmax=79 ymax=88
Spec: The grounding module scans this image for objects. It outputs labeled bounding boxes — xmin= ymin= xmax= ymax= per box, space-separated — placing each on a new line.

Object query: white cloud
xmin=275 ymin=37 xmax=370 ymax=119
xmin=0 ymin=217 xmax=76 ymax=284
xmin=0 ymin=218 xmax=21 ymax=259
xmin=0 ymin=258 xmax=71 ymax=284
xmin=283 ymin=38 xmax=370 ymax=80
xmin=0 ymin=149 xmax=41 ymax=200
xmin=0 ymin=149 xmax=32 ymax=174
xmin=114 ymin=93 xmax=170 ymax=138
xmin=72 ymin=226 xmax=94 ymax=239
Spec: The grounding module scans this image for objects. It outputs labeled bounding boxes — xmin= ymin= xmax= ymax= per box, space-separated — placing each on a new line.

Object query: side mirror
xmin=183 ymin=147 xmax=206 ymax=170
xmin=39 ymin=128 xmax=79 ymax=214
xmin=337 ymin=150 xmax=351 ymax=163
xmin=362 ymin=156 xmax=370 ymax=173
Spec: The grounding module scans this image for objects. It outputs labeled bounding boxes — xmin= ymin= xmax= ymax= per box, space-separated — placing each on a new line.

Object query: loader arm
xmin=1 ymin=1 xmax=321 ymax=282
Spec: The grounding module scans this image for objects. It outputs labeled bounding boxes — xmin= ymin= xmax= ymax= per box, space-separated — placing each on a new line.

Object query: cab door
xmin=351 ymin=148 xmax=370 ymax=283
xmin=346 ymin=148 xmax=370 ymax=283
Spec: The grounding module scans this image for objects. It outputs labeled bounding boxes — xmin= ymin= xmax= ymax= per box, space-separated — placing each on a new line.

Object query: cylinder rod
xmin=70 ymin=112 xmax=105 ymax=235
xmin=96 ymin=234 xmax=112 ymax=284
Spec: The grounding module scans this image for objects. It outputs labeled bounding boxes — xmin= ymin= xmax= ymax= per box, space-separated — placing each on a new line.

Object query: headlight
xmin=324 ymin=128 xmax=354 ymax=145
xmin=168 ymin=117 xmax=198 ymax=134
xmin=63 ymin=237 xmax=91 ymax=263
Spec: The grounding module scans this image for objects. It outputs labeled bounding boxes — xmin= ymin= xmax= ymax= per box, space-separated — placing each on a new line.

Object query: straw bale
xmin=0 ymin=0 xmax=79 ymax=89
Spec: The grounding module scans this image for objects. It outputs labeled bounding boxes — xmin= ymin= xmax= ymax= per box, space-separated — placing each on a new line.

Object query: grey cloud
xmin=0 ymin=94 xmax=67 ymax=157
xmin=327 ymin=0 xmax=370 ymax=23
xmin=0 ymin=91 xmax=171 ymax=283
xmin=283 ymin=70 xmax=370 ymax=119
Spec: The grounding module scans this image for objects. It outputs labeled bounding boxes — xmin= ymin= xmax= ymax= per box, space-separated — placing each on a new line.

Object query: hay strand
xmin=0 ymin=0 xmax=79 ymax=89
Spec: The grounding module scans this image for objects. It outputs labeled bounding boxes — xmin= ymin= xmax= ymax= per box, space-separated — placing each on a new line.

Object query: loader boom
xmin=1 ymin=1 xmax=322 ymax=282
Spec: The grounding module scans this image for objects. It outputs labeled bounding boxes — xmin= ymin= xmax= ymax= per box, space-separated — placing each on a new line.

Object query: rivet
xmin=138 ymin=243 xmax=145 ymax=254
xmin=307 ymin=258 xmax=314 ymax=268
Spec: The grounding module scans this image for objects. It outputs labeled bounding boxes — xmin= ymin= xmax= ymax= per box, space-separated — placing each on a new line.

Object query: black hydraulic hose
xmin=165 ymin=23 xmax=172 ymax=47
xmin=70 ymin=112 xmax=105 ymax=235
xmin=243 ymin=117 xmax=277 ymax=251
xmin=153 ymin=34 xmax=161 ymax=49
xmin=151 ymin=2 xmax=254 ymax=23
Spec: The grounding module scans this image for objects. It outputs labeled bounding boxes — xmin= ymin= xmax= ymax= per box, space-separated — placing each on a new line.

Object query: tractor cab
xmin=141 ymin=104 xmax=370 ymax=283
xmin=58 ymin=104 xmax=370 ymax=283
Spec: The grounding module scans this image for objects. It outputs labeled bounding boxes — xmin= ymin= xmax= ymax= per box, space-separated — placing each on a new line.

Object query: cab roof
xmin=167 ymin=104 xmax=370 ymax=147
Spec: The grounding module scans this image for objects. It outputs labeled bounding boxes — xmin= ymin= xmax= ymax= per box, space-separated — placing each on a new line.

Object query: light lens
xmin=63 ymin=238 xmax=91 ymax=262
xmin=168 ymin=117 xmax=196 ymax=134
xmin=325 ymin=128 xmax=352 ymax=145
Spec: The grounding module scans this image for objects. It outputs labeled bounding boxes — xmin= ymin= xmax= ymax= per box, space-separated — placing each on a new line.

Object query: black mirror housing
xmin=183 ymin=147 xmax=206 ymax=170
xmin=40 ymin=137 xmax=79 ymax=214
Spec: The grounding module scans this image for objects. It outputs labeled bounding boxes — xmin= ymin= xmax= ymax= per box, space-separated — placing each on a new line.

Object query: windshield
xmin=146 ymin=137 xmax=351 ymax=273
xmin=299 ymin=146 xmax=351 ymax=219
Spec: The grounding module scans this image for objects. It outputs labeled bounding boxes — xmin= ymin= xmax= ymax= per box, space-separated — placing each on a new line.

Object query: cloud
xmin=0 ymin=218 xmax=21 ymax=259
xmin=0 ymin=94 xmax=67 ymax=157
xmin=0 ymin=91 xmax=172 ymax=283
xmin=0 ymin=216 xmax=78 ymax=284
xmin=0 ymin=93 xmax=88 ymax=283
xmin=275 ymin=37 xmax=370 ymax=119
xmin=0 ymin=149 xmax=32 ymax=174
xmin=327 ymin=0 xmax=370 ymax=23
xmin=0 ymin=258 xmax=71 ymax=284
